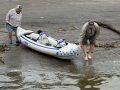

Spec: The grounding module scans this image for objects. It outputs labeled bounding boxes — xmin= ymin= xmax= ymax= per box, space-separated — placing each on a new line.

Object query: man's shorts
xmin=82 ymin=36 xmax=95 ymax=45
xmin=6 ymin=23 xmax=17 ymax=33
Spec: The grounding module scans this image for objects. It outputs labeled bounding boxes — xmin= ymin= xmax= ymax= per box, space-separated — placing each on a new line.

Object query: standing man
xmin=6 ymin=5 xmax=22 ymax=45
xmin=78 ymin=20 xmax=100 ymax=60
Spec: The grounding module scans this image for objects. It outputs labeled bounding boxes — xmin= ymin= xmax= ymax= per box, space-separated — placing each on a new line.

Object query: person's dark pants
xmin=82 ymin=36 xmax=95 ymax=45
xmin=6 ymin=23 xmax=17 ymax=34
xmin=6 ymin=23 xmax=20 ymax=45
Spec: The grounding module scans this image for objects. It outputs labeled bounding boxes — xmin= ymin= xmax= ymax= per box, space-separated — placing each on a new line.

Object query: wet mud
xmin=0 ymin=0 xmax=120 ymax=90
xmin=96 ymin=21 xmax=120 ymax=35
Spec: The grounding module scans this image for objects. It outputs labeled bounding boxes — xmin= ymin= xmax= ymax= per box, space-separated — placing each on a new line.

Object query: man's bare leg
xmin=88 ymin=44 xmax=94 ymax=59
xmin=82 ymin=45 xmax=88 ymax=60
xmin=8 ymin=32 xmax=12 ymax=44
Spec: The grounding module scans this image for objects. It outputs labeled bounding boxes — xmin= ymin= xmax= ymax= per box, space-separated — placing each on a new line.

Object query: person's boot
xmin=16 ymin=40 xmax=20 ymax=46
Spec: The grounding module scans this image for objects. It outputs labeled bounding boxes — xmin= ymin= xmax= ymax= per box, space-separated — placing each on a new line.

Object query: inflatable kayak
xmin=17 ymin=27 xmax=80 ymax=59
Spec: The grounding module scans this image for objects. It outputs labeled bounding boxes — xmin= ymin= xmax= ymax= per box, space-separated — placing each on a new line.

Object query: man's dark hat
xmin=88 ymin=20 xmax=94 ymax=25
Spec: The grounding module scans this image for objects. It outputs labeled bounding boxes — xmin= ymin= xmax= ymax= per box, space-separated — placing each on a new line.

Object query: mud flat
xmin=0 ymin=0 xmax=120 ymax=90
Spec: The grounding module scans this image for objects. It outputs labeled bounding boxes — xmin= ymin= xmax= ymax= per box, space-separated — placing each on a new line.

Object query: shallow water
xmin=0 ymin=0 xmax=120 ymax=90
xmin=0 ymin=46 xmax=119 ymax=90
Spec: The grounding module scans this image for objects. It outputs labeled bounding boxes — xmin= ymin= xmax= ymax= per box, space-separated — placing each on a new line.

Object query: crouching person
xmin=78 ymin=20 xmax=100 ymax=60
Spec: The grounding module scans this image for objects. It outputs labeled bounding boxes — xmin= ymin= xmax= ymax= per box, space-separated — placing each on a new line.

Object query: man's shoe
xmin=16 ymin=40 xmax=20 ymax=46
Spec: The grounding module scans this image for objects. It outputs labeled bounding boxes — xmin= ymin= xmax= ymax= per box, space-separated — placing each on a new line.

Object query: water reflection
xmin=1 ymin=46 xmax=120 ymax=90
xmin=83 ymin=60 xmax=93 ymax=66
xmin=70 ymin=59 xmax=101 ymax=90
xmin=0 ymin=59 xmax=120 ymax=90
xmin=0 ymin=70 xmax=23 ymax=90
xmin=6 ymin=70 xmax=23 ymax=83
xmin=78 ymin=66 xmax=101 ymax=90
xmin=76 ymin=63 xmax=120 ymax=90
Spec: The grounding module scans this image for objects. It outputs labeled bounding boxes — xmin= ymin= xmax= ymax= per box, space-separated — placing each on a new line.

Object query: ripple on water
xmin=0 ymin=68 xmax=120 ymax=90
xmin=0 ymin=69 xmax=22 ymax=89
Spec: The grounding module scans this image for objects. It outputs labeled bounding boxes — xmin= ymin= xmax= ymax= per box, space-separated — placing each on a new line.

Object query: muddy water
xmin=0 ymin=46 xmax=120 ymax=90
xmin=0 ymin=0 xmax=120 ymax=90
xmin=0 ymin=27 xmax=120 ymax=90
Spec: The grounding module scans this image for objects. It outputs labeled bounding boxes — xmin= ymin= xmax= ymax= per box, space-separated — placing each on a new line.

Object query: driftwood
xmin=94 ymin=21 xmax=120 ymax=48
xmin=95 ymin=21 xmax=120 ymax=35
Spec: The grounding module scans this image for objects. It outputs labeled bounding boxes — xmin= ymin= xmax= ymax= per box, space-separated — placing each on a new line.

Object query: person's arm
xmin=92 ymin=23 xmax=100 ymax=44
xmin=5 ymin=10 xmax=12 ymax=23
xmin=94 ymin=22 xmax=100 ymax=38
xmin=6 ymin=13 xmax=10 ymax=23
xmin=76 ymin=22 xmax=88 ymax=44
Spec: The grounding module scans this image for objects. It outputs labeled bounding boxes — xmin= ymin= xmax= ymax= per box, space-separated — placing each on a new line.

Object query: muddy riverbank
xmin=0 ymin=23 xmax=120 ymax=90
xmin=0 ymin=0 xmax=120 ymax=90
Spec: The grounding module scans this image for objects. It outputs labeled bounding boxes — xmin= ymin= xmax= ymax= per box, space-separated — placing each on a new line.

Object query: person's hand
xmin=74 ymin=41 xmax=79 ymax=45
xmin=80 ymin=44 xmax=83 ymax=48
xmin=77 ymin=41 xmax=82 ymax=48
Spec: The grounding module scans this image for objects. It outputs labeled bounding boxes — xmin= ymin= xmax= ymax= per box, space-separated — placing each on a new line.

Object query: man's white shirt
xmin=6 ymin=8 xmax=22 ymax=27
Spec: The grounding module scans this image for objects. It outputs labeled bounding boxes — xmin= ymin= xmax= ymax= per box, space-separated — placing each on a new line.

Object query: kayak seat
xmin=55 ymin=39 xmax=66 ymax=48
xmin=26 ymin=33 xmax=39 ymax=41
